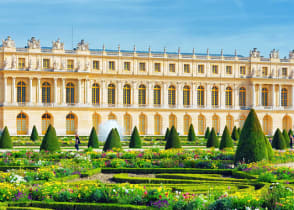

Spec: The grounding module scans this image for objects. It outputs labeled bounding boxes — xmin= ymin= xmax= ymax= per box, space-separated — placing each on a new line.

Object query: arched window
xmin=108 ymin=113 xmax=116 ymax=120
xmin=239 ymin=87 xmax=246 ymax=107
xmin=183 ymin=86 xmax=190 ymax=106
xmin=154 ymin=85 xmax=161 ymax=105
xmin=168 ymin=85 xmax=176 ymax=105
xmin=66 ymin=113 xmax=77 ymax=135
xmin=42 ymin=82 xmax=51 ymax=103
xmin=108 ymin=84 xmax=115 ymax=104
xmin=42 ymin=113 xmax=52 ymax=135
xmin=17 ymin=81 xmax=26 ymax=103
xmin=123 ymin=84 xmax=131 ymax=105
xmin=183 ymin=115 xmax=191 ymax=135
xmin=169 ymin=114 xmax=177 ymax=129
xmin=281 ymin=88 xmax=288 ymax=107
xmin=263 ymin=115 xmax=272 ymax=135
xmin=225 ymin=87 xmax=232 ymax=106
xmin=212 ymin=86 xmax=219 ymax=107
xmin=138 ymin=85 xmax=146 ymax=105
xmin=124 ymin=114 xmax=131 ymax=135
xmin=17 ymin=112 xmax=28 ymax=135
xmin=226 ymin=115 xmax=234 ymax=133
xmin=282 ymin=115 xmax=292 ymax=131
xmin=154 ymin=114 xmax=161 ymax=135
xmin=139 ymin=114 xmax=147 ymax=135
xmin=93 ymin=113 xmax=101 ymax=133
xmin=240 ymin=115 xmax=246 ymax=128
xmin=66 ymin=82 xmax=75 ymax=104
xmin=198 ymin=115 xmax=205 ymax=135
xmin=212 ymin=115 xmax=220 ymax=134
xmin=197 ymin=86 xmax=204 ymax=106
xmin=262 ymin=87 xmax=268 ymax=106
xmin=92 ymin=83 xmax=100 ymax=105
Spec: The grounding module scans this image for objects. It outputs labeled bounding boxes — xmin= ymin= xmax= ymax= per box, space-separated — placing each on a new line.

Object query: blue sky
xmin=0 ymin=0 xmax=294 ymax=57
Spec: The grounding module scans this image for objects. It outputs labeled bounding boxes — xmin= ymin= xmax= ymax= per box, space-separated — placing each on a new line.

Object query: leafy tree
xmin=40 ymin=125 xmax=60 ymax=152
xmin=103 ymin=128 xmax=122 ymax=152
xmin=282 ymin=129 xmax=290 ymax=147
xmin=30 ymin=125 xmax=39 ymax=141
xmin=0 ymin=126 xmax=12 ymax=149
xmin=219 ymin=126 xmax=234 ymax=150
xmin=272 ymin=128 xmax=287 ymax=150
xmin=88 ymin=127 xmax=99 ymax=148
xmin=164 ymin=128 xmax=170 ymax=141
xmin=206 ymin=128 xmax=219 ymax=148
xmin=231 ymin=126 xmax=239 ymax=141
xmin=129 ymin=126 xmax=142 ymax=148
xmin=165 ymin=126 xmax=181 ymax=149
xmin=204 ymin=127 xmax=210 ymax=139
xmin=187 ymin=124 xmax=196 ymax=142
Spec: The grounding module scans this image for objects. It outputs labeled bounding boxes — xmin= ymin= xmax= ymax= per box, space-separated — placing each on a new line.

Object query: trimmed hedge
xmin=40 ymin=125 xmax=60 ymax=152
xmin=30 ymin=125 xmax=39 ymax=142
xmin=282 ymin=129 xmax=290 ymax=147
xmin=164 ymin=128 xmax=170 ymax=141
xmin=88 ymin=127 xmax=99 ymax=148
xmin=80 ymin=168 xmax=102 ymax=178
xmin=187 ymin=124 xmax=196 ymax=142
xmin=129 ymin=126 xmax=142 ymax=148
xmin=272 ymin=128 xmax=287 ymax=150
xmin=103 ymin=128 xmax=122 ymax=152
xmin=0 ymin=166 xmax=40 ymax=171
xmin=0 ymin=126 xmax=12 ymax=149
xmin=219 ymin=126 xmax=234 ymax=150
xmin=165 ymin=126 xmax=181 ymax=149
xmin=204 ymin=127 xmax=210 ymax=139
xmin=231 ymin=126 xmax=239 ymax=141
xmin=206 ymin=128 xmax=219 ymax=148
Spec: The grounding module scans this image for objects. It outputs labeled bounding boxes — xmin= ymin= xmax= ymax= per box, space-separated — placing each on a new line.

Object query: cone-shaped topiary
xmin=129 ymin=126 xmax=142 ymax=148
xmin=206 ymin=128 xmax=219 ymax=148
xmin=288 ymin=129 xmax=293 ymax=138
xmin=264 ymin=134 xmax=274 ymax=160
xmin=272 ymin=128 xmax=287 ymax=150
xmin=165 ymin=126 xmax=181 ymax=149
xmin=164 ymin=128 xmax=170 ymax=141
xmin=40 ymin=125 xmax=60 ymax=152
xmin=231 ymin=126 xmax=239 ymax=141
xmin=88 ymin=127 xmax=99 ymax=148
xmin=219 ymin=126 xmax=234 ymax=150
xmin=282 ymin=129 xmax=290 ymax=147
xmin=235 ymin=109 xmax=272 ymax=163
xmin=30 ymin=125 xmax=39 ymax=141
xmin=204 ymin=127 xmax=210 ymax=139
xmin=237 ymin=127 xmax=241 ymax=136
xmin=187 ymin=124 xmax=196 ymax=142
xmin=103 ymin=128 xmax=122 ymax=152
xmin=0 ymin=126 xmax=12 ymax=149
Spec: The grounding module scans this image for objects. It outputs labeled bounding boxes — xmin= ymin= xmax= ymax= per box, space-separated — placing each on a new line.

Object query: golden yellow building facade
xmin=0 ymin=36 xmax=294 ymax=136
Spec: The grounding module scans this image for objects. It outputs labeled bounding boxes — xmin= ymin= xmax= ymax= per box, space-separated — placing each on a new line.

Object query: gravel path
xmin=275 ymin=162 xmax=294 ymax=168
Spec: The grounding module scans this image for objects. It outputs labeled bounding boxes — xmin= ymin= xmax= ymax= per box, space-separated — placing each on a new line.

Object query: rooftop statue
xmin=27 ymin=37 xmax=40 ymax=49
xmin=76 ymin=39 xmax=88 ymax=51
xmin=2 ymin=36 xmax=15 ymax=48
xmin=52 ymin=38 xmax=64 ymax=50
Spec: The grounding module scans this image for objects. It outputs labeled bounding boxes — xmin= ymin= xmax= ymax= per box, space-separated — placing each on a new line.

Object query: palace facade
xmin=0 ymin=36 xmax=294 ymax=136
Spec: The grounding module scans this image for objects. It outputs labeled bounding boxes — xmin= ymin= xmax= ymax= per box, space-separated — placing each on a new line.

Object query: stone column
xmin=133 ymin=81 xmax=138 ymax=107
xmin=220 ymin=84 xmax=224 ymax=108
xmin=54 ymin=78 xmax=58 ymax=105
xmin=177 ymin=82 xmax=183 ymax=108
xmin=259 ymin=85 xmax=262 ymax=106
xmin=3 ymin=77 xmax=7 ymax=105
xmin=117 ymin=81 xmax=122 ymax=106
xmin=12 ymin=77 xmax=16 ymax=104
xmin=78 ymin=79 xmax=82 ymax=104
xmin=272 ymin=84 xmax=276 ymax=107
xmin=192 ymin=82 xmax=197 ymax=108
xmin=37 ymin=78 xmax=42 ymax=105
xmin=29 ymin=77 xmax=33 ymax=104
xmin=278 ymin=85 xmax=281 ymax=107
xmin=62 ymin=79 xmax=66 ymax=104
xmin=252 ymin=84 xmax=255 ymax=107
xmin=148 ymin=82 xmax=153 ymax=108
xmin=163 ymin=83 xmax=168 ymax=108
xmin=234 ymin=85 xmax=239 ymax=109
xmin=206 ymin=84 xmax=211 ymax=109
xmin=101 ymin=80 xmax=107 ymax=106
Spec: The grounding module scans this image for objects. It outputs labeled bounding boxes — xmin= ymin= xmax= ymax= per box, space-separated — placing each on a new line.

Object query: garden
xmin=0 ymin=109 xmax=293 ymax=209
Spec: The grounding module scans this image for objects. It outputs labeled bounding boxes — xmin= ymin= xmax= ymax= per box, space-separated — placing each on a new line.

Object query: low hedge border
xmin=0 ymin=166 xmax=40 ymax=171
xmin=80 ymin=168 xmax=101 ymax=178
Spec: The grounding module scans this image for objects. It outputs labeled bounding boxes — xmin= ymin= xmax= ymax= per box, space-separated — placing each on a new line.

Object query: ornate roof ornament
xmin=250 ymin=48 xmax=260 ymax=58
xmin=289 ymin=50 xmax=294 ymax=59
xmin=76 ymin=39 xmax=89 ymax=51
xmin=2 ymin=36 xmax=15 ymax=48
xmin=27 ymin=37 xmax=40 ymax=49
xmin=270 ymin=49 xmax=279 ymax=59
xmin=52 ymin=38 xmax=64 ymax=50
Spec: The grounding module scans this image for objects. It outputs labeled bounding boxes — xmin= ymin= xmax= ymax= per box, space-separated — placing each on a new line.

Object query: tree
xmin=0 ymin=126 xmax=12 ymax=149
xmin=288 ymin=129 xmax=293 ymax=138
xmin=40 ymin=125 xmax=60 ymax=152
xmin=30 ymin=125 xmax=39 ymax=141
xmin=129 ymin=126 xmax=142 ymax=148
xmin=206 ymin=128 xmax=219 ymax=148
xmin=231 ymin=126 xmax=239 ymax=141
xmin=219 ymin=126 xmax=234 ymax=150
xmin=187 ymin=124 xmax=196 ymax=142
xmin=165 ymin=126 xmax=181 ymax=149
xmin=235 ymin=109 xmax=273 ymax=163
xmin=282 ymin=129 xmax=290 ymax=147
xmin=272 ymin=128 xmax=287 ymax=150
xmin=164 ymin=128 xmax=170 ymax=141
xmin=237 ymin=127 xmax=241 ymax=136
xmin=88 ymin=127 xmax=99 ymax=148
xmin=103 ymin=128 xmax=122 ymax=152
xmin=204 ymin=127 xmax=210 ymax=139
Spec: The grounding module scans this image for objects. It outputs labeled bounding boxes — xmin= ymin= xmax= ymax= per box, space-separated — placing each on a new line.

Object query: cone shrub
xmin=206 ymin=128 xmax=219 ymax=148
xmin=235 ymin=109 xmax=272 ymax=163
xmin=164 ymin=128 xmax=170 ymax=141
xmin=231 ymin=126 xmax=239 ymax=141
xmin=187 ymin=124 xmax=196 ymax=142
xmin=282 ymin=129 xmax=290 ymax=147
xmin=0 ymin=126 xmax=12 ymax=149
xmin=165 ymin=126 xmax=181 ymax=149
xmin=40 ymin=125 xmax=60 ymax=152
xmin=204 ymin=127 xmax=210 ymax=139
xmin=288 ymin=129 xmax=293 ymax=138
xmin=272 ymin=128 xmax=287 ymax=150
xmin=103 ymin=128 xmax=122 ymax=152
xmin=219 ymin=126 xmax=234 ymax=150
xmin=30 ymin=125 xmax=39 ymax=141
xmin=264 ymin=134 xmax=274 ymax=159
xmin=237 ymin=127 xmax=241 ymax=136
xmin=129 ymin=126 xmax=142 ymax=148
xmin=88 ymin=127 xmax=99 ymax=148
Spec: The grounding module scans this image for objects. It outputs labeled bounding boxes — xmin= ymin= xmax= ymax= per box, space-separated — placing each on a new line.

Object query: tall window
xmin=43 ymin=59 xmax=50 ymax=69
xmin=262 ymin=87 xmax=268 ymax=106
xmin=124 ymin=62 xmax=130 ymax=71
xmin=93 ymin=113 xmax=100 ymax=133
xmin=212 ymin=115 xmax=220 ymax=134
xmin=240 ymin=115 xmax=246 ymax=128
xmin=281 ymin=88 xmax=288 ymax=107
xmin=263 ymin=115 xmax=272 ymax=135
xmin=109 ymin=61 xmax=115 ymax=70
xmin=198 ymin=115 xmax=205 ymax=135
xmin=212 ymin=86 xmax=219 ymax=107
xmin=169 ymin=64 xmax=175 ymax=72
xmin=239 ymin=87 xmax=246 ymax=107
xmin=169 ymin=114 xmax=176 ymax=128
xmin=226 ymin=66 xmax=232 ymax=74
xmin=139 ymin=114 xmax=146 ymax=135
xmin=154 ymin=114 xmax=161 ymax=135
xmin=212 ymin=65 xmax=218 ymax=74
xmin=108 ymin=84 xmax=115 ymax=104
xmin=197 ymin=86 xmax=204 ymax=106
xmin=42 ymin=82 xmax=51 ymax=103
xmin=226 ymin=115 xmax=233 ymax=133
xmin=139 ymin=62 xmax=146 ymax=71
xmin=184 ymin=64 xmax=190 ymax=73
xmin=240 ymin=66 xmax=246 ymax=75
xmin=42 ymin=113 xmax=52 ymax=135
xmin=124 ymin=114 xmax=131 ymax=135
xmin=198 ymin=64 xmax=204 ymax=73
xmin=138 ymin=84 xmax=146 ymax=105
xmin=17 ymin=112 xmax=28 ymax=135
xmin=225 ymin=87 xmax=232 ymax=106
xmin=168 ymin=85 xmax=176 ymax=105
xmin=183 ymin=86 xmax=190 ymax=106
xmin=184 ymin=115 xmax=191 ymax=135
xmin=283 ymin=116 xmax=292 ymax=131
xmin=154 ymin=63 xmax=161 ymax=72
xmin=66 ymin=82 xmax=75 ymax=104
xmin=92 ymin=83 xmax=100 ymax=105
xmin=282 ymin=68 xmax=288 ymax=77
xmin=262 ymin=67 xmax=268 ymax=76
xmin=67 ymin=60 xmax=74 ymax=70
xmin=66 ymin=113 xmax=76 ymax=135
xmin=17 ymin=81 xmax=26 ymax=103
xmin=154 ymin=85 xmax=161 ymax=105
xmin=18 ymin=58 xmax=25 ymax=69
xmin=123 ymin=84 xmax=131 ymax=105
xmin=93 ymin=61 xmax=99 ymax=70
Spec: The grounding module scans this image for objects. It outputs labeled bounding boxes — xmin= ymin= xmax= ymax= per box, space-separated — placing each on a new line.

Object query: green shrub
xmin=219 ymin=126 xmax=234 ymax=150
xmin=204 ymin=127 xmax=210 ymax=139
xmin=103 ymin=128 xmax=122 ymax=152
xmin=282 ymin=129 xmax=290 ymax=147
xmin=164 ymin=128 xmax=170 ymax=141
xmin=165 ymin=126 xmax=181 ymax=149
xmin=30 ymin=125 xmax=39 ymax=141
xmin=237 ymin=127 xmax=241 ymax=136
xmin=0 ymin=126 xmax=12 ymax=149
xmin=272 ymin=128 xmax=287 ymax=150
xmin=129 ymin=126 xmax=142 ymax=148
xmin=258 ymin=172 xmax=276 ymax=183
xmin=206 ymin=128 xmax=219 ymax=148
xmin=231 ymin=126 xmax=239 ymax=141
xmin=288 ymin=129 xmax=293 ymax=138
xmin=235 ymin=109 xmax=273 ymax=163
xmin=187 ymin=124 xmax=196 ymax=142
xmin=88 ymin=127 xmax=99 ymax=148
xmin=40 ymin=125 xmax=60 ymax=152
xmin=264 ymin=135 xmax=274 ymax=160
